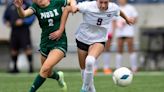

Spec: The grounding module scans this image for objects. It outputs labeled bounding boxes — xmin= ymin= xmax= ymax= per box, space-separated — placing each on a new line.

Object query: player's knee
xmin=40 ymin=65 xmax=52 ymax=77
xmin=85 ymin=56 xmax=96 ymax=71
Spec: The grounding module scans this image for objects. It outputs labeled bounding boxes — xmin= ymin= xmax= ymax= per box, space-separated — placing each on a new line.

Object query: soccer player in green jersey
xmin=14 ymin=0 xmax=76 ymax=92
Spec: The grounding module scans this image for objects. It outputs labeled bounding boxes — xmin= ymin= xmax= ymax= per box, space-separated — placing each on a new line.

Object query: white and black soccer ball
xmin=112 ymin=67 xmax=133 ymax=87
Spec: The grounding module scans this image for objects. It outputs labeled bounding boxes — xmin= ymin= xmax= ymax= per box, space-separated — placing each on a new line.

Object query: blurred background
xmin=0 ymin=0 xmax=164 ymax=72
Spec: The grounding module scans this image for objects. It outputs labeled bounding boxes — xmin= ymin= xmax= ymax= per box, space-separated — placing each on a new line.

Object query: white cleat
xmin=57 ymin=71 xmax=67 ymax=92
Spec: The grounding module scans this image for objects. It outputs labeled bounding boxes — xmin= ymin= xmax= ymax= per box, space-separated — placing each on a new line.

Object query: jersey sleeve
xmin=113 ymin=3 xmax=121 ymax=17
xmin=29 ymin=3 xmax=37 ymax=13
xmin=76 ymin=1 xmax=89 ymax=13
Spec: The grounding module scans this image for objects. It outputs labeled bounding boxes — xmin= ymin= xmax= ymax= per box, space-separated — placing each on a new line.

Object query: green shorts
xmin=39 ymin=35 xmax=67 ymax=57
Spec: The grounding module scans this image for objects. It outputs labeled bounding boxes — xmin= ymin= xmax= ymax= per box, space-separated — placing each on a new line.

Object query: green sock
xmin=29 ymin=74 xmax=46 ymax=92
xmin=48 ymin=71 xmax=59 ymax=80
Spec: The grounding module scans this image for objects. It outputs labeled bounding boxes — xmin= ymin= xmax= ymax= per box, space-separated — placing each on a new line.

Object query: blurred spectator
xmin=3 ymin=0 xmax=35 ymax=73
xmin=115 ymin=0 xmax=138 ymax=72
xmin=0 ymin=0 xmax=5 ymax=5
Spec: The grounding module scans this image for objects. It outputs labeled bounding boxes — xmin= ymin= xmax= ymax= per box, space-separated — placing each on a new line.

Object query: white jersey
xmin=75 ymin=1 xmax=120 ymax=44
xmin=115 ymin=4 xmax=138 ymax=37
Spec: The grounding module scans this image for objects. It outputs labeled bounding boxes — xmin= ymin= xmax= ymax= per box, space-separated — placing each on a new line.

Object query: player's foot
xmin=88 ymin=85 xmax=96 ymax=92
xmin=103 ymin=68 xmax=112 ymax=75
xmin=57 ymin=71 xmax=67 ymax=92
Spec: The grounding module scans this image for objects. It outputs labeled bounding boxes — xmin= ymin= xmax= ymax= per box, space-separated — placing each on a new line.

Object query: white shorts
xmin=116 ymin=29 xmax=134 ymax=38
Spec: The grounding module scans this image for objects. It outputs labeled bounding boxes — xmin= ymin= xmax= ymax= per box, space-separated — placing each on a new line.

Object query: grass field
xmin=0 ymin=72 xmax=164 ymax=92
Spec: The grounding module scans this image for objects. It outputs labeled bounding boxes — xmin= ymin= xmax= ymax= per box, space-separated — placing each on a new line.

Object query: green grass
xmin=0 ymin=72 xmax=164 ymax=92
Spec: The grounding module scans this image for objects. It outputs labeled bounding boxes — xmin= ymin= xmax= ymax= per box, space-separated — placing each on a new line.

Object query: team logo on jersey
xmin=40 ymin=9 xmax=59 ymax=19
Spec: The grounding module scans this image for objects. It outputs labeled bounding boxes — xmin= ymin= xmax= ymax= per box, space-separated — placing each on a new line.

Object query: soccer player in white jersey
xmin=58 ymin=0 xmax=134 ymax=91
xmin=115 ymin=0 xmax=138 ymax=73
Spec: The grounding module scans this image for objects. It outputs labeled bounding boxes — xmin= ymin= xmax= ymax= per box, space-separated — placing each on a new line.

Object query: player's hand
xmin=126 ymin=18 xmax=135 ymax=25
xmin=71 ymin=5 xmax=78 ymax=13
xmin=15 ymin=19 xmax=23 ymax=26
xmin=5 ymin=21 xmax=11 ymax=27
xmin=49 ymin=30 xmax=62 ymax=40
xmin=14 ymin=0 xmax=23 ymax=8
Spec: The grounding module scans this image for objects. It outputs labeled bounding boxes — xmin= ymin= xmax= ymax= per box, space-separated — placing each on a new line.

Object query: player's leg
xmin=77 ymin=48 xmax=96 ymax=92
xmin=76 ymin=39 xmax=96 ymax=92
xmin=47 ymin=49 xmax=67 ymax=91
xmin=29 ymin=54 xmax=46 ymax=92
xmin=42 ymin=49 xmax=67 ymax=91
xmin=21 ymin=29 xmax=34 ymax=73
xmin=76 ymin=39 xmax=88 ymax=81
xmin=26 ymin=49 xmax=33 ymax=73
xmin=10 ymin=49 xmax=19 ymax=73
xmin=29 ymin=49 xmax=66 ymax=92
xmin=24 ymin=48 xmax=33 ymax=73
xmin=94 ymin=46 xmax=110 ymax=75
xmin=126 ymin=37 xmax=138 ymax=72
xmin=103 ymin=39 xmax=112 ymax=75
xmin=116 ymin=37 xmax=124 ymax=69
xmin=9 ymin=33 xmax=19 ymax=73
xmin=81 ymin=43 xmax=104 ymax=92
xmin=77 ymin=48 xmax=88 ymax=79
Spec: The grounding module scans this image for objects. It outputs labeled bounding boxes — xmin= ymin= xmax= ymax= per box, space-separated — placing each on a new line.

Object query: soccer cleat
xmin=57 ymin=71 xmax=67 ymax=92
xmin=103 ymin=68 xmax=112 ymax=75
xmin=88 ymin=85 xmax=96 ymax=92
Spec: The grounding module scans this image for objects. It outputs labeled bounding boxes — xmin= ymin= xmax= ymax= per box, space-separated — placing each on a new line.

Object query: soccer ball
xmin=112 ymin=67 xmax=133 ymax=87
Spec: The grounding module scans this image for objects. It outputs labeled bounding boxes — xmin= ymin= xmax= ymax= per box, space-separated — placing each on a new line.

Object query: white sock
xmin=81 ymin=69 xmax=85 ymax=81
xmin=82 ymin=56 xmax=95 ymax=91
xmin=116 ymin=53 xmax=122 ymax=68
xmin=88 ymin=79 xmax=96 ymax=92
xmin=130 ymin=52 xmax=138 ymax=71
xmin=103 ymin=52 xmax=110 ymax=69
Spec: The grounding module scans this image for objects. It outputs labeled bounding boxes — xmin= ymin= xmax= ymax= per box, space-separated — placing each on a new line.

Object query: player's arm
xmin=72 ymin=6 xmax=79 ymax=13
xmin=14 ymin=0 xmax=34 ymax=17
xmin=23 ymin=15 xmax=35 ymax=26
xmin=120 ymin=10 xmax=135 ymax=25
xmin=49 ymin=6 xmax=72 ymax=40
xmin=3 ymin=6 xmax=11 ymax=27
xmin=59 ymin=6 xmax=72 ymax=32
xmin=67 ymin=0 xmax=77 ymax=6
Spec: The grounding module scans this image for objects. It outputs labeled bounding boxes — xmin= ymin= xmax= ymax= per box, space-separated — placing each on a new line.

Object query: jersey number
xmin=97 ymin=18 xmax=103 ymax=25
xmin=48 ymin=19 xmax=54 ymax=26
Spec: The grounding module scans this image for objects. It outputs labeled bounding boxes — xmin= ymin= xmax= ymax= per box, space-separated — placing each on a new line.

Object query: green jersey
xmin=31 ymin=0 xmax=67 ymax=35
xmin=30 ymin=0 xmax=68 ymax=56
